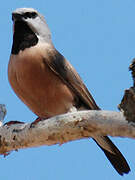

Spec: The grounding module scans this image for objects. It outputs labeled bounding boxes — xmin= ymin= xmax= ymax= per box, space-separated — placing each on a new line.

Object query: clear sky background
xmin=0 ymin=0 xmax=135 ymax=179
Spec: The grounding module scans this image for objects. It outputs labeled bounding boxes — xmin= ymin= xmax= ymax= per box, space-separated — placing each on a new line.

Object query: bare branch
xmin=0 ymin=105 xmax=134 ymax=155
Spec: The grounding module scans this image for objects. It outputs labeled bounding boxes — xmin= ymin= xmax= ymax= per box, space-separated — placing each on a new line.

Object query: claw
xmin=30 ymin=117 xmax=44 ymax=128
xmin=4 ymin=121 xmax=24 ymax=126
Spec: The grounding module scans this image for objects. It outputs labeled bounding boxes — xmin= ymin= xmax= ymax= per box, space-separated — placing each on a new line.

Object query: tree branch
xmin=0 ymin=104 xmax=134 ymax=156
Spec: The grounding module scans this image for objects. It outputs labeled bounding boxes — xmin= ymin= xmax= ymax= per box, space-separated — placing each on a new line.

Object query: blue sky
xmin=0 ymin=0 xmax=135 ymax=179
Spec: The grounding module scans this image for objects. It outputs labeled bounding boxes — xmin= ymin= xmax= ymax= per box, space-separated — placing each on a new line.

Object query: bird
xmin=8 ymin=7 xmax=130 ymax=175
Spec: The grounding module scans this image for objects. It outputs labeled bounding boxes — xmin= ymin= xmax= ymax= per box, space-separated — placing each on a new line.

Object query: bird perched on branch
xmin=8 ymin=7 xmax=130 ymax=175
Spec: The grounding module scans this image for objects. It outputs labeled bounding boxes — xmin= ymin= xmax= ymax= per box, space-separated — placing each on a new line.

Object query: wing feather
xmin=43 ymin=48 xmax=130 ymax=175
xmin=43 ymin=49 xmax=100 ymax=110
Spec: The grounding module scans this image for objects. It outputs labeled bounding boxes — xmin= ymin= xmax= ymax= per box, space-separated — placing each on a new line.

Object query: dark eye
xmin=31 ymin=12 xmax=37 ymax=18
xmin=23 ymin=12 xmax=37 ymax=19
xmin=23 ymin=12 xmax=29 ymax=19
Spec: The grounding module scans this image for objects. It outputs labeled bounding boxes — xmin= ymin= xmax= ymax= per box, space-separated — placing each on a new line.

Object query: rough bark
xmin=0 ymin=104 xmax=134 ymax=156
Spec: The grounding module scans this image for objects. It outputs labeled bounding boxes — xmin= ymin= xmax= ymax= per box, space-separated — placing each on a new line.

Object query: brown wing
xmin=43 ymin=48 xmax=130 ymax=175
xmin=43 ymin=49 xmax=100 ymax=110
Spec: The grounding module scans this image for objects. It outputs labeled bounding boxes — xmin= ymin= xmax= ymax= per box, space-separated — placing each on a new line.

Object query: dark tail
xmin=93 ymin=136 xmax=130 ymax=175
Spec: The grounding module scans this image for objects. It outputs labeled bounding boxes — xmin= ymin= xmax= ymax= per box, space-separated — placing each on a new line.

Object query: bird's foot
xmin=30 ymin=117 xmax=47 ymax=128
xmin=4 ymin=121 xmax=24 ymax=126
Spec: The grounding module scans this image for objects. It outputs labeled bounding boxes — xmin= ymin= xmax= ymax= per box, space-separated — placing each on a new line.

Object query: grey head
xmin=12 ymin=8 xmax=52 ymax=54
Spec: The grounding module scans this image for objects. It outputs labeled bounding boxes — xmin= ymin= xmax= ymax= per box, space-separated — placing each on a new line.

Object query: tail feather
xmin=93 ymin=136 xmax=130 ymax=175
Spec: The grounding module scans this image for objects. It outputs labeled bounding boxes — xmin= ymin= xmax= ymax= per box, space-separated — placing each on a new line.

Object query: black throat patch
xmin=11 ymin=21 xmax=38 ymax=54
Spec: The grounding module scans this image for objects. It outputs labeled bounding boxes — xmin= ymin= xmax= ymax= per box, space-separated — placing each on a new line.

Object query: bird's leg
xmin=4 ymin=121 xmax=25 ymax=126
xmin=30 ymin=116 xmax=48 ymax=128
